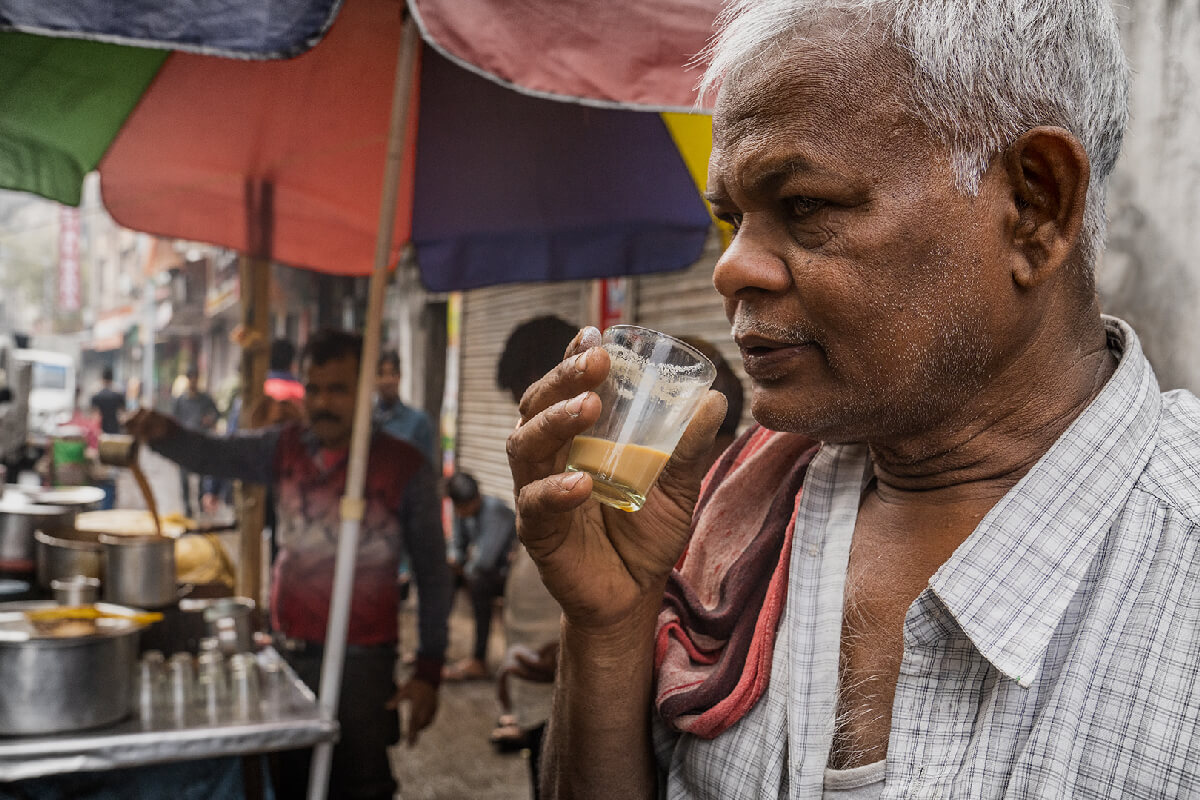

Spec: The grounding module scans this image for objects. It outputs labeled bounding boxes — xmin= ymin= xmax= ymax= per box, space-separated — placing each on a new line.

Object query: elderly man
xmin=508 ymin=1 xmax=1200 ymax=798
xmin=126 ymin=329 xmax=452 ymax=800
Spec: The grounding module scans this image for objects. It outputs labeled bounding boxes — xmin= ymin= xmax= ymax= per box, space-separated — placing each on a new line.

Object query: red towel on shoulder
xmin=654 ymin=425 xmax=819 ymax=738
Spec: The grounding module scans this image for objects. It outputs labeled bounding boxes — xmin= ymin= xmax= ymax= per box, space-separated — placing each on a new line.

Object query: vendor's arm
xmin=506 ymin=328 xmax=726 ymax=800
xmin=391 ymin=459 xmax=453 ymax=744
xmin=124 ymin=408 xmax=280 ymax=484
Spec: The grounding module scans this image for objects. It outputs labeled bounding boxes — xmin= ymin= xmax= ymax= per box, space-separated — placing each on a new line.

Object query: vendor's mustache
xmin=310 ymin=411 xmax=341 ymax=423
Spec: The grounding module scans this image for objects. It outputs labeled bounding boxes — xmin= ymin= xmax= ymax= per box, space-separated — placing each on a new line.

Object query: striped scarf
xmin=654 ymin=425 xmax=819 ymax=738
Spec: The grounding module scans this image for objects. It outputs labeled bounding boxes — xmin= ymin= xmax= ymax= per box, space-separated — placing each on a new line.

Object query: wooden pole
xmin=307 ymin=15 xmax=419 ymax=800
xmin=236 ymin=180 xmax=274 ymax=606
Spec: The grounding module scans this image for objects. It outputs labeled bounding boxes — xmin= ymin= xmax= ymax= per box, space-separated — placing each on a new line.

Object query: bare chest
xmin=829 ymin=502 xmax=983 ymax=769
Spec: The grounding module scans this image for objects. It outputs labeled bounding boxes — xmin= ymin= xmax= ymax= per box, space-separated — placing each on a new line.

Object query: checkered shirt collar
xmin=926 ymin=316 xmax=1162 ymax=687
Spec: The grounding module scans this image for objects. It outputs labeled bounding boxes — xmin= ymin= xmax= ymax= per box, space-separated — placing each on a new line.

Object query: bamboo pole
xmin=236 ymin=180 xmax=273 ymax=606
xmin=307 ymin=15 xmax=419 ymax=800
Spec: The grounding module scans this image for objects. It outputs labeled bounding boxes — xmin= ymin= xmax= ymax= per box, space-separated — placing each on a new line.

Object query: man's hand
xmin=506 ymin=326 xmax=727 ymax=633
xmin=497 ymin=642 xmax=558 ymax=711
xmin=123 ymin=408 xmax=181 ymax=444
xmin=386 ymin=677 xmax=438 ymax=746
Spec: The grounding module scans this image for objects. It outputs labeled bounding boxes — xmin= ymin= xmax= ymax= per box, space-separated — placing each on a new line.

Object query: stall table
xmin=0 ymin=647 xmax=336 ymax=786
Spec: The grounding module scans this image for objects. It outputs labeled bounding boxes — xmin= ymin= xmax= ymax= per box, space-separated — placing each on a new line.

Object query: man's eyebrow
xmin=706 ymin=155 xmax=821 ymax=204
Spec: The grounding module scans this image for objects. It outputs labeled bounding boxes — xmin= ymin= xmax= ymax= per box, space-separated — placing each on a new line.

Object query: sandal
xmin=489 ymin=714 xmax=530 ymax=753
xmin=442 ymin=658 xmax=489 ymax=682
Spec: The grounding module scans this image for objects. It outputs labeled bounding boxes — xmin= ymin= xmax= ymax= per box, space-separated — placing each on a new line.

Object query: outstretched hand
xmin=122 ymin=408 xmax=181 ymax=444
xmin=506 ymin=326 xmax=727 ymax=634
xmin=386 ymin=677 xmax=438 ymax=747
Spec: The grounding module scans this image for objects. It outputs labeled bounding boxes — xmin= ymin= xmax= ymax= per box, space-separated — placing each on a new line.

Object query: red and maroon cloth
xmin=654 ymin=426 xmax=820 ymax=738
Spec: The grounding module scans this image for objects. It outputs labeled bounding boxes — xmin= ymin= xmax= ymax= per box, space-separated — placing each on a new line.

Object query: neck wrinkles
xmin=868 ymin=341 xmax=1117 ymax=496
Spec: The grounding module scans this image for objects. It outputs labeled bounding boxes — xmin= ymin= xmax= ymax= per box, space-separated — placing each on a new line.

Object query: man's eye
xmin=786 ymin=196 xmax=824 ymax=218
xmin=715 ymin=212 xmax=743 ymax=232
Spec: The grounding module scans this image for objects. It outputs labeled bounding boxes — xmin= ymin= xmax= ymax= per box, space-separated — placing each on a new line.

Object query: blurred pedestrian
xmin=170 ymin=366 xmax=218 ymax=517
xmin=373 ymin=350 xmax=434 ymax=462
xmin=444 ymin=471 xmax=517 ymax=682
xmin=492 ymin=314 xmax=577 ymax=796
xmin=89 ymin=366 xmax=124 ymax=435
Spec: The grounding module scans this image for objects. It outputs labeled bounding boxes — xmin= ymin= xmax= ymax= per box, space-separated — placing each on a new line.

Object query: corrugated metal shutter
xmin=458 ymin=282 xmax=591 ymax=503
xmin=632 ymin=231 xmax=752 ymax=433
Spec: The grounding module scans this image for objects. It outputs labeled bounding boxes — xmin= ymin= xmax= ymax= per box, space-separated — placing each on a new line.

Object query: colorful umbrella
xmin=1 ymin=0 xmax=720 ymax=289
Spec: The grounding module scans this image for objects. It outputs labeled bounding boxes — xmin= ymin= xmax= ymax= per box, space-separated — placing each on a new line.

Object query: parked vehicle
xmin=14 ymin=349 xmax=76 ymax=437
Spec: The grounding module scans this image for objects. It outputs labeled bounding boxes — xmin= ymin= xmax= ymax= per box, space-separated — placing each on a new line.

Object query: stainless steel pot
xmin=0 ymin=499 xmax=75 ymax=573
xmin=35 ymin=527 xmax=104 ymax=590
xmin=0 ymin=601 xmax=147 ymax=734
xmin=100 ymin=534 xmax=177 ymax=608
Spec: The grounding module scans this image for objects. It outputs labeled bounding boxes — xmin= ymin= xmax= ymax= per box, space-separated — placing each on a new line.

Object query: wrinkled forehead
xmin=710 ymin=28 xmax=915 ymax=169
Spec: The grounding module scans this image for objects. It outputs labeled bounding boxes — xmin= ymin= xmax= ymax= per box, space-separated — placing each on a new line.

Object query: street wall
xmin=1102 ymin=1 xmax=1200 ymax=393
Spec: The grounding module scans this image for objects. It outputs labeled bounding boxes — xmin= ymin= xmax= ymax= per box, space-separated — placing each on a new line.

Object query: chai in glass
xmin=566 ymin=325 xmax=715 ymax=512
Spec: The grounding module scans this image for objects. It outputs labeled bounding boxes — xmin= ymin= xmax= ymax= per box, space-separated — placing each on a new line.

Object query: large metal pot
xmin=35 ymin=527 xmax=104 ymax=590
xmin=100 ymin=534 xmax=177 ymax=608
xmin=0 ymin=498 xmax=75 ymax=574
xmin=0 ymin=601 xmax=147 ymax=734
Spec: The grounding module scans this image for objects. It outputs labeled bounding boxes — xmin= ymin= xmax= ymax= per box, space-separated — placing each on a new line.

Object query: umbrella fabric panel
xmin=409 ymin=0 xmax=721 ymax=111
xmin=411 ymin=49 xmax=712 ymax=290
xmin=0 ymin=0 xmax=342 ymax=58
xmin=0 ymin=32 xmax=166 ymax=205
xmin=98 ymin=0 xmax=415 ymax=276
xmin=416 ymin=225 xmax=709 ymax=292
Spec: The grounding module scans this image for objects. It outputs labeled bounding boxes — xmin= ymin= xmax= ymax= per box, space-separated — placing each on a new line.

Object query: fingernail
xmin=564 ymin=392 xmax=586 ymax=416
xmin=563 ymin=471 xmax=585 ymax=489
xmin=574 ymin=350 xmax=589 ymax=372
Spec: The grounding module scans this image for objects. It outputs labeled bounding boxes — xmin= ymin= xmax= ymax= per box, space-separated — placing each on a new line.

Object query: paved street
xmin=393 ymin=591 xmax=531 ymax=800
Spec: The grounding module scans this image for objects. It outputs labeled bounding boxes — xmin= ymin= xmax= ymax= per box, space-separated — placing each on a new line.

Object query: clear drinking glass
xmin=166 ymin=652 xmax=196 ymax=725
xmin=566 ymin=325 xmax=716 ymax=511
xmin=228 ymin=652 xmax=261 ymax=721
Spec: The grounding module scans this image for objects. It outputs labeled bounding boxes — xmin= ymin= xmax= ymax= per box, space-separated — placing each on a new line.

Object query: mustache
xmin=310 ymin=411 xmax=341 ymax=423
xmin=730 ymin=309 xmax=818 ymax=345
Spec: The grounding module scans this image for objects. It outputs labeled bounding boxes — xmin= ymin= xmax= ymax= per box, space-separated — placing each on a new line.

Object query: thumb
xmin=652 ymin=393 xmax=724 ymax=501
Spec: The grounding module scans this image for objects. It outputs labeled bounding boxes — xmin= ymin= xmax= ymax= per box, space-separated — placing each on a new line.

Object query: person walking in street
xmin=444 ymin=471 xmax=517 ymax=682
xmin=492 ymin=315 xmax=577 ymax=797
xmin=126 ymin=329 xmax=452 ymax=800
xmin=89 ymin=366 xmax=125 ymax=435
xmin=373 ymin=349 xmax=435 ymax=463
xmin=170 ymin=366 xmax=218 ymax=517
xmin=508 ymin=1 xmax=1200 ymax=798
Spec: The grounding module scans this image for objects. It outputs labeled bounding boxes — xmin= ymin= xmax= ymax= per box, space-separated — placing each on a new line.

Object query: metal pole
xmin=307 ymin=15 xmax=420 ymax=800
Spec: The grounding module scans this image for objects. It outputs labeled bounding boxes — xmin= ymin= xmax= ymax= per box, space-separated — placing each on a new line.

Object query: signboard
xmin=58 ymin=207 xmax=81 ymax=312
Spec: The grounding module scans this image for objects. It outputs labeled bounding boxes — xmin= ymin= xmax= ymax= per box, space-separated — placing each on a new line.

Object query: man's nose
xmin=712 ymin=218 xmax=793 ymax=299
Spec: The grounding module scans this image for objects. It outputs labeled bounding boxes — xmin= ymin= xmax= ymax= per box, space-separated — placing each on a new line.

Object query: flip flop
xmin=442 ymin=658 xmax=489 ymax=681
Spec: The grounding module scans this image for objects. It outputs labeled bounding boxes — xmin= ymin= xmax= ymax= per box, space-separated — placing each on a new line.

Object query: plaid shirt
xmin=654 ymin=317 xmax=1200 ymax=799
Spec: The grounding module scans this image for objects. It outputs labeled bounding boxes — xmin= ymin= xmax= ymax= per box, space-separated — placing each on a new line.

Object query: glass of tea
xmin=565 ymin=325 xmax=716 ymax=512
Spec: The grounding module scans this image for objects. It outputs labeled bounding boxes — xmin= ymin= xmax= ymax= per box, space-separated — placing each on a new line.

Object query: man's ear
xmin=1002 ymin=126 xmax=1090 ymax=288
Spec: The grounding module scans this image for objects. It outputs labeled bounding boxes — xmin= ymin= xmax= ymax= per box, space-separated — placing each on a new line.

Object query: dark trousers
xmin=272 ymin=645 xmax=399 ymax=800
xmin=467 ymin=570 xmax=506 ymax=662
xmin=527 ymin=722 xmax=546 ymax=800
xmin=178 ymin=467 xmax=194 ymax=516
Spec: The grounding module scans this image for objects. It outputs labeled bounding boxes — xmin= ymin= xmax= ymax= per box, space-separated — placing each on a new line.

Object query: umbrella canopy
xmin=1 ymin=0 xmax=720 ymax=290
xmin=0 ymin=0 xmax=341 ymax=57
xmin=409 ymin=0 xmax=717 ymax=110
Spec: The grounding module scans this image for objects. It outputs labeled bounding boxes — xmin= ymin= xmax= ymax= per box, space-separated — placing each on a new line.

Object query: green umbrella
xmin=0 ymin=33 xmax=166 ymax=205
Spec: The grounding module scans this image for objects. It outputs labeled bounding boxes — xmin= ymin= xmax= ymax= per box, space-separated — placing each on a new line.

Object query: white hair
xmin=700 ymin=0 xmax=1130 ymax=268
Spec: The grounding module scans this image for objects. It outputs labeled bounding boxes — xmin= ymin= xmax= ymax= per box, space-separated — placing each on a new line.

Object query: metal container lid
xmin=0 ymin=601 xmax=157 ymax=643
xmin=17 ymin=486 xmax=106 ymax=508
xmin=0 ymin=495 xmax=73 ymax=516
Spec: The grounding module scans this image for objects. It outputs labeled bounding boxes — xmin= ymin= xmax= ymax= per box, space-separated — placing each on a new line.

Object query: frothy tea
xmin=567 ymin=436 xmax=671 ymax=512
